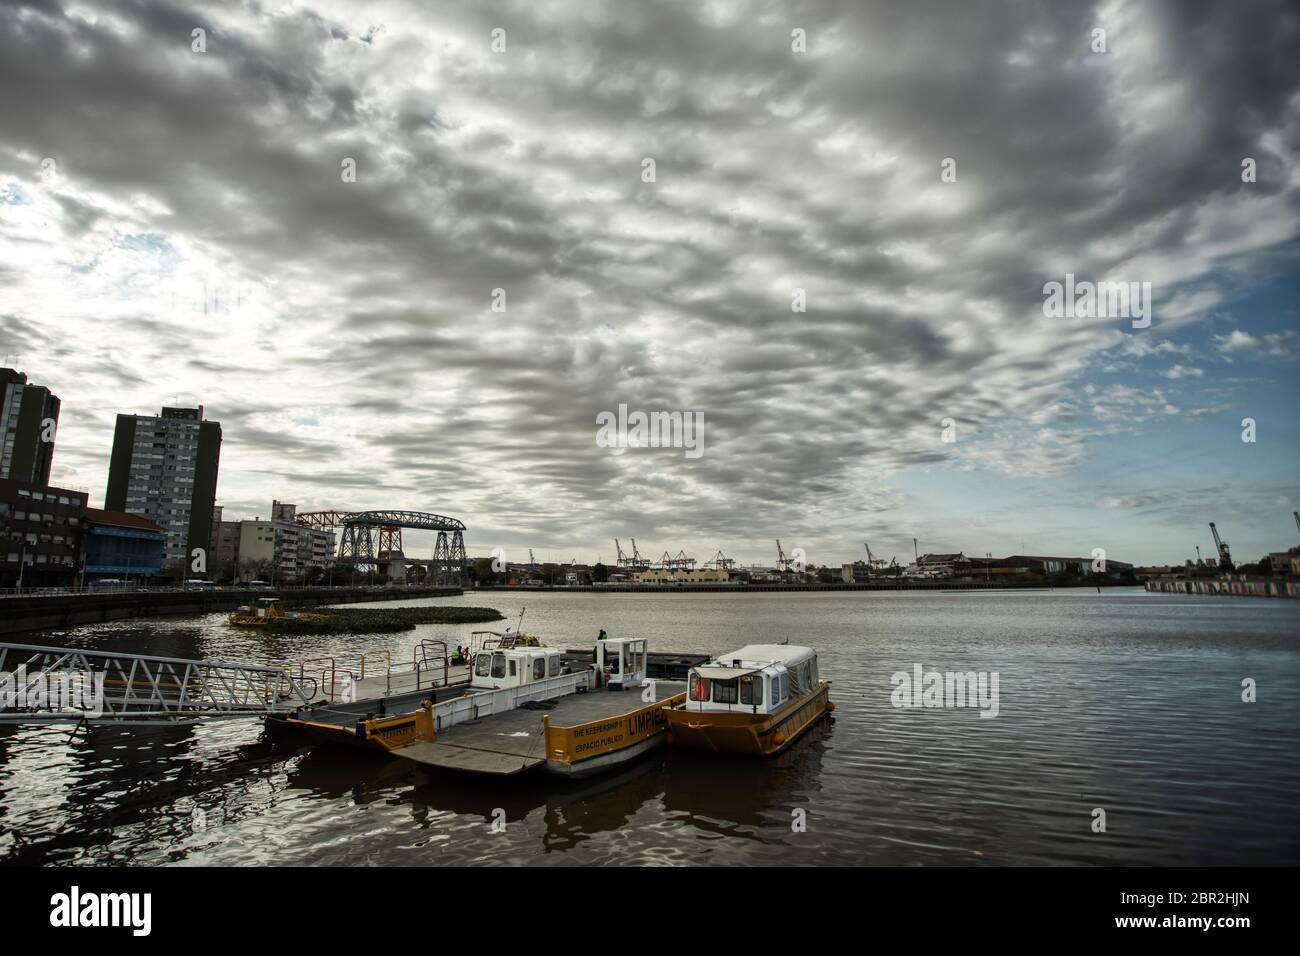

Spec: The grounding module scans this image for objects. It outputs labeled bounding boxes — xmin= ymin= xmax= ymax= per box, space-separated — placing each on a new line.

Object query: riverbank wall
xmin=0 ymin=586 xmax=463 ymax=637
xmin=474 ymin=580 xmax=1132 ymax=593
xmin=1145 ymin=578 xmax=1297 ymax=598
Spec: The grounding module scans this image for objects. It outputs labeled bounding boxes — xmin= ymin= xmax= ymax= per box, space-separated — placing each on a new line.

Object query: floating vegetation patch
xmin=256 ymin=606 xmax=504 ymax=636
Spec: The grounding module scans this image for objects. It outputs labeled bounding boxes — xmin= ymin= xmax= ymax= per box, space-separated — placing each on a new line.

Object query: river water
xmin=1 ymin=588 xmax=1297 ymax=866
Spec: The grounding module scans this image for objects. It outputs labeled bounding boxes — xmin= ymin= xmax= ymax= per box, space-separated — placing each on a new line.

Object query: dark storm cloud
xmin=1 ymin=0 xmax=1297 ymax=562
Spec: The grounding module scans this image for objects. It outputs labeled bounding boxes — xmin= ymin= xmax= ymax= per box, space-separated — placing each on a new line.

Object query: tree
xmin=470 ymin=557 xmax=496 ymax=585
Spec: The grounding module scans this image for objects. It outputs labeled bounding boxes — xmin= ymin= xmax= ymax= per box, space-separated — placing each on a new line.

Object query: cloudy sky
xmin=2 ymin=0 xmax=1298 ymax=568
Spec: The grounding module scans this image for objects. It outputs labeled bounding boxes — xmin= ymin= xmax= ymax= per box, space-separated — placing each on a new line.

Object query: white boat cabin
xmin=685 ymin=644 xmax=820 ymax=714
xmin=472 ymin=646 xmax=565 ymax=690
xmin=594 ymin=637 xmax=647 ymax=690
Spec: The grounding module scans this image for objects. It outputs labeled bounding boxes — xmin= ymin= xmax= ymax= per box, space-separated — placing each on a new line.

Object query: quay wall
xmin=0 ymin=586 xmax=463 ymax=637
xmin=1144 ymin=578 xmax=1297 ymax=599
xmin=475 ymin=581 xmax=1124 ymax=594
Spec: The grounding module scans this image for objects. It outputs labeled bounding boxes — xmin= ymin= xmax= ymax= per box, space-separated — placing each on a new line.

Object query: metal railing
xmin=0 ymin=642 xmax=314 ymax=725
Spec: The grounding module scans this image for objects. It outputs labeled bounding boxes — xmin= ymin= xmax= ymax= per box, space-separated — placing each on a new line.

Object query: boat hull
xmin=544 ymin=692 xmax=686 ymax=777
xmin=666 ymin=682 xmax=832 ymax=755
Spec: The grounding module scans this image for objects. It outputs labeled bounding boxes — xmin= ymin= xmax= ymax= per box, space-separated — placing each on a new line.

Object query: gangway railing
xmin=0 ymin=642 xmax=314 ymax=725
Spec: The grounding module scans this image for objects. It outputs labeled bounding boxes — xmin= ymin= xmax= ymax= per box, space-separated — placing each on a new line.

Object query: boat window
xmin=740 ymin=674 xmax=763 ymax=706
xmin=713 ymin=678 xmax=739 ymax=704
xmin=476 ymin=655 xmax=492 ymax=677
xmin=772 ymin=673 xmax=785 ymax=704
xmin=548 ymin=655 xmax=561 ymax=677
xmin=607 ymin=651 xmax=620 ymax=674
xmin=491 ymin=653 xmax=506 ymax=679
xmin=532 ymin=657 xmax=546 ymax=680
xmin=689 ymin=675 xmax=711 ymax=701
xmin=509 ymin=659 xmax=517 ymax=677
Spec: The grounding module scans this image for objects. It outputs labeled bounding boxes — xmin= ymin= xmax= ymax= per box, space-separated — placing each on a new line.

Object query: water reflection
xmin=3 ymin=590 xmax=1297 ymax=865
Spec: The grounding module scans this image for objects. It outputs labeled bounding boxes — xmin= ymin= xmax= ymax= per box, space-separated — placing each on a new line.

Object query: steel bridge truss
xmin=296 ymin=509 xmax=468 ymax=584
xmin=0 ymin=643 xmax=314 ymax=725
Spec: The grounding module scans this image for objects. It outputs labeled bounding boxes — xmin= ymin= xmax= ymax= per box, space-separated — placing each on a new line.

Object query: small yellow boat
xmin=228 ymin=596 xmax=325 ymax=627
xmin=665 ymin=644 xmax=833 ymax=755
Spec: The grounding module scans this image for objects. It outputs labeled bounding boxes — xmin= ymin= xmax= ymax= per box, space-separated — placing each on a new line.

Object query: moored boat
xmin=665 ymin=644 xmax=833 ymax=755
xmin=228 ymin=596 xmax=325 ymax=627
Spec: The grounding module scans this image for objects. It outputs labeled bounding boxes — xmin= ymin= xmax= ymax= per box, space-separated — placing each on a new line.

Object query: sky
xmin=1 ymin=0 xmax=1298 ymax=568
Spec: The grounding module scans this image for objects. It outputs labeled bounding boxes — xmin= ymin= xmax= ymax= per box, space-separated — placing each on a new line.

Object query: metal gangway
xmin=0 ymin=642 xmax=315 ymax=726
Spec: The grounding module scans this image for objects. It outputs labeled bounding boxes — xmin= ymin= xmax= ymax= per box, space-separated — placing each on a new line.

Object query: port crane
xmin=703 ymin=549 xmax=736 ymax=571
xmin=659 ymin=550 xmax=696 ymax=570
xmin=776 ymin=539 xmax=789 ymax=573
xmin=1209 ymin=523 xmax=1233 ymax=570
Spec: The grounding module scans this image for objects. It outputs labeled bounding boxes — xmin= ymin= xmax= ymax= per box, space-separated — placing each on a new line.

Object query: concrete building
xmin=236 ymin=519 xmax=276 ymax=580
xmin=213 ymin=519 xmax=242 ymax=578
xmin=81 ymin=509 xmax=167 ymax=584
xmin=0 ymin=478 xmax=86 ymax=587
xmin=0 ymin=368 xmax=60 ymax=486
xmin=632 ymin=567 xmax=731 ymax=584
xmin=104 ymin=405 xmax=221 ymax=570
xmin=231 ymin=503 xmax=335 ymax=583
xmin=270 ymin=502 xmax=334 ymax=578
xmin=1267 ymin=551 xmax=1299 ymax=576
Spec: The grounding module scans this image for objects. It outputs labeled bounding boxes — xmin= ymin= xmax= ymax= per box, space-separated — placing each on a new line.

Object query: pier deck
xmin=398 ymin=681 xmax=685 ymax=775
xmin=340 ymin=664 xmax=473 ymax=703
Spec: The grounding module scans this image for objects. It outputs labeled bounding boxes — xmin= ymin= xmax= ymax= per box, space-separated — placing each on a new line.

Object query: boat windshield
xmin=475 ymin=655 xmax=492 ymax=677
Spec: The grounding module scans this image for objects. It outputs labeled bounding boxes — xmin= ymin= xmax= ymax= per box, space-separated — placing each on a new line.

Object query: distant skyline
xmin=2 ymin=0 xmax=1298 ymax=567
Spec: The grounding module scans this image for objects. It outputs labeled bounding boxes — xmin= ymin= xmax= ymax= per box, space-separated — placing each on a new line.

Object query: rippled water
xmin=1 ymin=588 xmax=1297 ymax=865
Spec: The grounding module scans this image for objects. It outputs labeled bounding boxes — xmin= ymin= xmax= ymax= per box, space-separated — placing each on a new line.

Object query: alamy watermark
xmin=596 ymin=404 xmax=704 ymax=459
xmin=1 ymin=665 xmax=105 ymax=718
xmin=890 ymin=664 xmax=999 ymax=718
xmin=1043 ymin=273 xmax=1151 ymax=329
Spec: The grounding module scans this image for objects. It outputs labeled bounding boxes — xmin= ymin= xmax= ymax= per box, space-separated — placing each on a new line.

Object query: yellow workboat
xmin=665 ymin=644 xmax=833 ymax=755
xmin=228 ymin=596 xmax=325 ymax=627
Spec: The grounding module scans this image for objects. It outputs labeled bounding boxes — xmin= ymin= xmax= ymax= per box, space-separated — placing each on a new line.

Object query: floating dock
xmin=400 ymin=682 xmax=685 ymax=776
xmin=273 ymin=635 xmax=693 ymax=778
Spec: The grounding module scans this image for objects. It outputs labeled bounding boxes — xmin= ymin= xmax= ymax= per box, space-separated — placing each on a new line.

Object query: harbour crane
xmin=1209 ymin=523 xmax=1233 ymax=570
xmin=629 ymin=538 xmax=646 ymax=568
xmin=776 ymin=539 xmax=789 ymax=573
xmin=1294 ymin=511 xmax=1299 ymax=535
xmin=704 ymin=549 xmax=735 ymax=571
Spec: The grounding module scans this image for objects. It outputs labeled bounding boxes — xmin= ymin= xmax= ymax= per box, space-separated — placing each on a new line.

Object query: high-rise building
xmin=0 ymin=368 xmax=61 ymax=486
xmin=104 ymin=405 xmax=222 ymax=569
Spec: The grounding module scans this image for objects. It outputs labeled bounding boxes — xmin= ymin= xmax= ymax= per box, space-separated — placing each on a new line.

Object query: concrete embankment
xmin=1145 ymin=578 xmax=1297 ymax=598
xmin=0 ymin=586 xmax=463 ymax=637
xmin=474 ymin=581 xmax=1130 ymax=593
